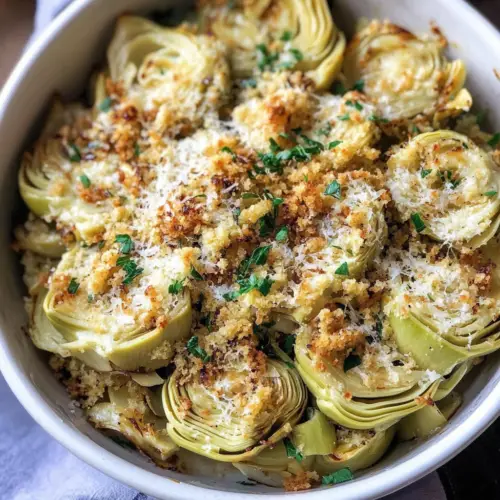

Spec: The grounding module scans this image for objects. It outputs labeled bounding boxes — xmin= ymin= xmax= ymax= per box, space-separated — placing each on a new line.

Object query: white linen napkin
xmin=0 ymin=1 xmax=448 ymax=499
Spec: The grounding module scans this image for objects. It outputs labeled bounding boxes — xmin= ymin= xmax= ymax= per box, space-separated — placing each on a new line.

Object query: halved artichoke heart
xmin=386 ymin=247 xmax=500 ymax=375
xmin=314 ymin=425 xmax=395 ymax=475
xmin=198 ymin=0 xmax=345 ymax=89
xmin=107 ymin=16 xmax=230 ymax=132
xmin=293 ymin=177 xmax=387 ymax=321
xmin=344 ymin=21 xmax=470 ymax=120
xmin=162 ymin=359 xmax=307 ymax=462
xmin=18 ymin=100 xmax=132 ymax=243
xmin=15 ymin=216 xmax=66 ymax=258
xmin=295 ymin=323 xmax=440 ymax=430
xmin=387 ymin=131 xmax=500 ymax=248
xmin=42 ymin=246 xmax=192 ymax=371
xmin=88 ymin=383 xmax=178 ymax=464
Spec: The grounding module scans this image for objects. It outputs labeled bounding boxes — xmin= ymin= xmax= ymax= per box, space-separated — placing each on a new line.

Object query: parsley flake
xmin=322 ymin=468 xmax=353 ymax=485
xmin=276 ymin=226 xmax=289 ymax=242
xmin=134 ymin=143 xmax=140 ymax=157
xmin=116 ymin=256 xmax=143 ymax=285
xmin=410 ymin=213 xmax=426 ymax=233
xmin=337 ymin=113 xmax=350 ymax=121
xmin=280 ymin=31 xmax=292 ymax=41
xmin=115 ymin=234 xmax=133 ymax=254
xmin=421 ymin=169 xmax=432 ymax=178
xmin=68 ymin=143 xmax=81 ymax=162
xmin=346 ymin=100 xmax=363 ymax=111
xmin=190 ymin=265 xmax=204 ymax=281
xmin=324 ymin=180 xmax=342 ymax=199
xmin=352 ymin=80 xmax=365 ymax=92
xmin=485 ymin=191 xmax=498 ymax=197
xmin=487 ymin=133 xmax=500 ymax=148
xmin=79 ymin=174 xmax=91 ymax=188
xmin=344 ymin=353 xmax=362 ymax=372
xmin=328 ymin=140 xmax=343 ymax=150
xmin=284 ymin=438 xmax=303 ymax=462
xmin=221 ymin=146 xmax=237 ymax=160
xmin=186 ymin=336 xmax=210 ymax=363
xmin=335 ymin=262 xmax=349 ymax=276
xmin=67 ymin=278 xmax=79 ymax=295
xmin=168 ymin=279 xmax=185 ymax=294
xmin=98 ymin=96 xmax=112 ymax=112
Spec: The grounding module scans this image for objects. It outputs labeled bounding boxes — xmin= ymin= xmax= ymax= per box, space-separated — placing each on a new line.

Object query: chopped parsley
xmin=485 ymin=191 xmax=498 ymax=197
xmin=284 ymin=438 xmax=303 ymax=462
xmin=168 ymin=278 xmax=185 ymax=294
xmin=335 ymin=262 xmax=349 ymax=276
xmin=220 ymin=146 xmax=237 ymax=160
xmin=276 ymin=226 xmax=289 ymax=241
xmin=346 ymin=99 xmax=363 ymax=111
xmin=324 ymin=180 xmax=342 ymax=199
xmin=115 ymin=234 xmax=133 ymax=254
xmin=344 ymin=353 xmax=362 ymax=372
xmin=280 ymin=30 xmax=292 ymax=41
xmin=487 ymin=133 xmax=500 ymax=148
xmin=318 ymin=123 xmax=332 ymax=136
xmin=79 ymin=174 xmax=91 ymax=188
xmin=352 ymin=79 xmax=365 ymax=92
xmin=97 ymin=240 xmax=105 ymax=250
xmin=68 ymin=143 xmax=81 ymax=162
xmin=67 ymin=278 xmax=79 ymax=295
xmin=412 ymin=124 xmax=421 ymax=134
xmin=116 ymin=256 xmax=143 ymax=285
xmin=410 ymin=213 xmax=426 ymax=233
xmin=420 ymin=169 xmax=432 ymax=178
xmin=134 ymin=143 xmax=140 ymax=157
xmin=98 ymin=96 xmax=112 ymax=112
xmin=186 ymin=336 xmax=210 ymax=363
xmin=337 ymin=113 xmax=350 ymax=121
xmin=238 ymin=245 xmax=272 ymax=279
xmin=257 ymin=190 xmax=283 ymax=237
xmin=241 ymin=78 xmax=257 ymax=89
xmin=328 ymin=140 xmax=343 ymax=150
xmin=368 ymin=115 xmax=389 ymax=123
xmin=190 ymin=265 xmax=204 ymax=281
xmin=256 ymin=44 xmax=279 ymax=71
xmin=223 ymin=274 xmax=274 ymax=301
xmin=462 ymin=142 xmax=469 ymax=150
xmin=321 ymin=468 xmax=353 ymax=485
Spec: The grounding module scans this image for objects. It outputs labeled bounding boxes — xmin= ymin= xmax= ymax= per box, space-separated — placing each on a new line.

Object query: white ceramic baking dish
xmin=0 ymin=0 xmax=499 ymax=498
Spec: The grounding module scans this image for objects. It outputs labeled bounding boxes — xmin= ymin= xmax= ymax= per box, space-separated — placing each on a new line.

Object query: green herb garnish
xmin=324 ymin=180 xmax=342 ymax=199
xmin=67 ymin=278 xmax=79 ymax=295
xmin=328 ymin=140 xmax=343 ymax=150
xmin=485 ymin=191 xmax=498 ymax=197
xmin=276 ymin=226 xmax=289 ymax=242
xmin=79 ymin=174 xmax=91 ymax=188
xmin=190 ymin=265 xmax=204 ymax=281
xmin=186 ymin=336 xmax=210 ymax=363
xmin=98 ymin=96 xmax=112 ymax=112
xmin=116 ymin=256 xmax=143 ymax=285
xmin=280 ymin=31 xmax=292 ymax=41
xmin=134 ymin=143 xmax=140 ymax=157
xmin=335 ymin=262 xmax=349 ymax=276
xmin=410 ymin=213 xmax=426 ymax=233
xmin=284 ymin=438 xmax=303 ymax=462
xmin=168 ymin=278 xmax=185 ymax=294
xmin=337 ymin=113 xmax=350 ymax=121
xmin=68 ymin=143 xmax=81 ymax=162
xmin=344 ymin=353 xmax=362 ymax=372
xmin=221 ymin=146 xmax=237 ymax=160
xmin=420 ymin=169 xmax=432 ymax=178
xmin=352 ymin=80 xmax=365 ymax=92
xmin=321 ymin=468 xmax=353 ymax=485
xmin=487 ymin=133 xmax=500 ymax=148
xmin=115 ymin=234 xmax=133 ymax=254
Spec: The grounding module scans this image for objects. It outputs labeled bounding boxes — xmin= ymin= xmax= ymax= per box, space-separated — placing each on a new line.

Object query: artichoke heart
xmin=385 ymin=245 xmax=500 ymax=375
xmin=344 ymin=21 xmax=470 ymax=120
xmin=294 ymin=309 xmax=440 ymax=430
xmin=107 ymin=16 xmax=230 ymax=133
xmin=14 ymin=216 xmax=66 ymax=258
xmin=199 ymin=0 xmax=345 ymax=89
xmin=88 ymin=383 xmax=178 ymax=465
xmin=387 ymin=131 xmax=500 ymax=248
xmin=42 ymin=245 xmax=192 ymax=371
xmin=293 ymin=174 xmax=387 ymax=321
xmin=163 ymin=359 xmax=307 ymax=462
xmin=314 ymin=425 xmax=395 ymax=475
xmin=18 ymin=99 xmax=133 ymax=244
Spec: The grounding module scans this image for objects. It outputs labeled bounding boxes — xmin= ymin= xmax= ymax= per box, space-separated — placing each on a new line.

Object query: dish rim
xmin=0 ymin=0 xmax=500 ymax=498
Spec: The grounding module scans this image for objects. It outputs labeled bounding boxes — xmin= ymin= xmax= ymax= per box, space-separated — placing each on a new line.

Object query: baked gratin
xmin=14 ymin=1 xmax=500 ymax=492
